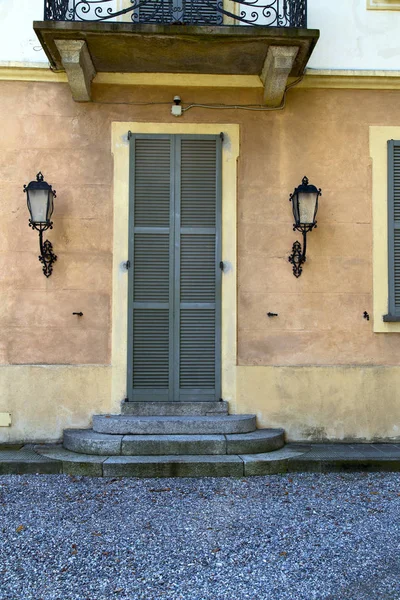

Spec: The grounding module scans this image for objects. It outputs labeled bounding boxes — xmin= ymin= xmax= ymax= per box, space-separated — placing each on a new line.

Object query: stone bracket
xmin=55 ymin=39 xmax=96 ymax=102
xmin=260 ymin=45 xmax=299 ymax=107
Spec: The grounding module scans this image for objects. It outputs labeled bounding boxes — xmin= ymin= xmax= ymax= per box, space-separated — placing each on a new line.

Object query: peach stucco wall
xmin=1 ymin=79 xmax=400 ymax=441
xmin=0 ymin=81 xmax=113 ymax=365
xmin=2 ymin=80 xmax=396 ymax=366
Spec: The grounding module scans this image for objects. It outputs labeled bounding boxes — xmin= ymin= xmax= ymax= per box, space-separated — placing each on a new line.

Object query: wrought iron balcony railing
xmin=44 ymin=0 xmax=307 ymax=27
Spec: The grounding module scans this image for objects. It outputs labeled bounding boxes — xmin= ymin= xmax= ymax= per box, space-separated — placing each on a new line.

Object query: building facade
xmin=1 ymin=0 xmax=400 ymax=444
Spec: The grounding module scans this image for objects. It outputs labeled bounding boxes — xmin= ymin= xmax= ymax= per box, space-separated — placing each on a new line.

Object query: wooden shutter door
xmin=388 ymin=140 xmax=400 ymax=317
xmin=175 ymin=136 xmax=222 ymax=401
xmin=128 ymin=134 xmax=221 ymax=402
xmin=128 ymin=135 xmax=174 ymax=400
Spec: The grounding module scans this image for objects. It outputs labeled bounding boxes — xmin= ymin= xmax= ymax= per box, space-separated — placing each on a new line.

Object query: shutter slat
xmin=393 ymin=146 xmax=400 ymax=221
xmin=134 ymin=234 xmax=169 ymax=302
xmin=181 ymin=139 xmax=216 ymax=228
xmin=134 ymin=139 xmax=170 ymax=227
xmin=133 ymin=310 xmax=169 ymax=389
xmin=180 ymin=310 xmax=216 ymax=389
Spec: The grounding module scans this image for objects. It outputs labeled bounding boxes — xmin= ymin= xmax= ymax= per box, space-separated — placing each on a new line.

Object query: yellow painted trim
xmin=370 ymin=126 xmax=400 ymax=332
xmin=95 ymin=72 xmax=262 ymax=88
xmin=296 ymin=69 xmax=400 ymax=90
xmin=367 ymin=0 xmax=400 ymax=10
xmin=96 ymin=70 xmax=400 ymax=90
xmin=0 ymin=66 xmax=67 ymax=83
xmin=111 ymin=122 xmax=239 ymax=410
xmin=0 ymin=413 xmax=11 ymax=427
xmin=2 ymin=64 xmax=400 ymax=91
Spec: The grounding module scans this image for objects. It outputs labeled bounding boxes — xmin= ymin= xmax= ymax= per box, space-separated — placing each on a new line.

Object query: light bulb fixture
xmin=23 ymin=172 xmax=57 ymax=277
xmin=288 ymin=176 xmax=322 ymax=278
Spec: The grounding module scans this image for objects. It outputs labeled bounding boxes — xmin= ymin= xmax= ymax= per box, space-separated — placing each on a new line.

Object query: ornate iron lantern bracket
xmin=288 ymin=176 xmax=321 ymax=278
xmin=24 ymin=172 xmax=57 ymax=278
xmin=30 ymin=222 xmax=57 ymax=278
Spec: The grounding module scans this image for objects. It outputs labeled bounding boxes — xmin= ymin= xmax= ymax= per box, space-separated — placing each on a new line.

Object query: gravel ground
xmin=0 ymin=473 xmax=400 ymax=600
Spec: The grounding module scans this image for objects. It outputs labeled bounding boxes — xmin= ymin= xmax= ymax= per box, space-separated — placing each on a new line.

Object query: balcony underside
xmin=34 ymin=21 xmax=319 ymax=104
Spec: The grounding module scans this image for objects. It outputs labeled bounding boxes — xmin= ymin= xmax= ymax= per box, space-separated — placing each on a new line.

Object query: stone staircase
xmin=35 ymin=402 xmax=286 ymax=477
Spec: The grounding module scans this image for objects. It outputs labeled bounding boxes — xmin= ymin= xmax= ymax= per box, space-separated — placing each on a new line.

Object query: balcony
xmin=34 ymin=0 xmax=319 ymax=104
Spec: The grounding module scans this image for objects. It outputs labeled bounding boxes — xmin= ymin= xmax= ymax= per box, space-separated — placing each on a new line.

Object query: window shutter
xmin=387 ymin=140 xmax=400 ymax=317
xmin=134 ymin=0 xmax=221 ymax=24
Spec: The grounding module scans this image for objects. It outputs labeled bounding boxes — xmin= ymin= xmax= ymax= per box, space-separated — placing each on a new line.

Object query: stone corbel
xmin=55 ymin=40 xmax=96 ymax=102
xmin=261 ymin=46 xmax=299 ymax=108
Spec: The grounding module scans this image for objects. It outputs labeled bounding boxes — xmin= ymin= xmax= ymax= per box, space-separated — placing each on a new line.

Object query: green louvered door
xmin=128 ymin=134 xmax=222 ymax=401
xmin=387 ymin=140 xmax=400 ymax=318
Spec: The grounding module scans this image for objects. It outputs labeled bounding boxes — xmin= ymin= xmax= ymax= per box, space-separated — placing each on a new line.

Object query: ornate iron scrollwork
xmin=38 ymin=238 xmax=57 ymax=278
xmin=28 ymin=221 xmax=57 ymax=278
xmin=44 ymin=0 xmax=307 ymax=27
xmin=288 ymin=239 xmax=304 ymax=278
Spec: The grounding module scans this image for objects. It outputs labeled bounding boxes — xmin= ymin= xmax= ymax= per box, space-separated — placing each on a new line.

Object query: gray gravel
xmin=0 ymin=473 xmax=400 ymax=600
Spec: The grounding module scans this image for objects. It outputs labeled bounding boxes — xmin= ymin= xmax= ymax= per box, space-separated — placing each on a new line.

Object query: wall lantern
xmin=288 ymin=176 xmax=322 ymax=278
xmin=23 ymin=172 xmax=57 ymax=278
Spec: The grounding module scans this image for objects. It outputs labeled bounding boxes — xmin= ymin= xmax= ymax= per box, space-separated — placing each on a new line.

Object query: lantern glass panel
xmin=28 ymin=189 xmax=50 ymax=223
xmin=47 ymin=190 xmax=54 ymax=220
xmin=298 ymin=191 xmax=317 ymax=225
xmin=292 ymin=195 xmax=300 ymax=224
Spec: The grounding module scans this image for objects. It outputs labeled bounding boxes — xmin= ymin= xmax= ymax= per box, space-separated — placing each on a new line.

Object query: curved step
xmin=226 ymin=429 xmax=285 ymax=454
xmin=92 ymin=414 xmax=257 ymax=435
xmin=64 ymin=430 xmax=123 ymax=456
xmin=34 ymin=445 xmax=305 ymax=478
xmin=121 ymin=401 xmax=228 ymax=417
xmin=63 ymin=428 xmax=284 ymax=456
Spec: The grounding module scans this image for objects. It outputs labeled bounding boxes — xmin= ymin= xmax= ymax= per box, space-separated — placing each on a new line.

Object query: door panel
xmin=128 ymin=134 xmax=221 ymax=401
xmin=179 ymin=309 xmax=216 ymax=390
xmin=133 ymin=233 xmax=170 ymax=302
xmin=132 ymin=309 xmax=170 ymax=389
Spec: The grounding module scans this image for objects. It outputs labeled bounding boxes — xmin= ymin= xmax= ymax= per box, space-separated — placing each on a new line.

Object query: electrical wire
xmin=88 ymin=75 xmax=304 ymax=110
xmin=92 ymin=101 xmax=173 ymax=106
xmin=181 ymin=75 xmax=304 ymax=113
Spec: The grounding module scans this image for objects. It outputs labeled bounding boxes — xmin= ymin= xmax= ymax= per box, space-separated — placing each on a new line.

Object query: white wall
xmin=1 ymin=0 xmax=400 ymax=70
xmin=0 ymin=0 xmax=47 ymax=64
xmin=307 ymin=0 xmax=400 ymax=70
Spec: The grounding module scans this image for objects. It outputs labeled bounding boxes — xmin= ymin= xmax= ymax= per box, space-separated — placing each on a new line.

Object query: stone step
xmin=92 ymin=414 xmax=257 ymax=435
xmin=225 ymin=429 xmax=285 ymax=454
xmin=102 ymin=455 xmax=244 ymax=478
xmin=34 ymin=445 xmax=306 ymax=478
xmin=121 ymin=401 xmax=229 ymax=417
xmin=63 ymin=428 xmax=285 ymax=456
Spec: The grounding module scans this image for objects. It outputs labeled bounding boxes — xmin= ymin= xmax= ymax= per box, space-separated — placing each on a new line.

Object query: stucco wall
xmin=2 ymin=79 xmax=400 ymax=441
xmin=0 ymin=365 xmax=111 ymax=443
xmin=238 ymin=86 xmax=382 ymax=367
xmin=0 ymin=81 xmax=112 ymax=366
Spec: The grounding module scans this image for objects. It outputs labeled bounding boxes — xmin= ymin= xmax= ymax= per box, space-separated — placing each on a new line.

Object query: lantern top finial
xmin=293 ymin=176 xmax=321 ymax=196
xmin=23 ymin=172 xmax=56 ymax=198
